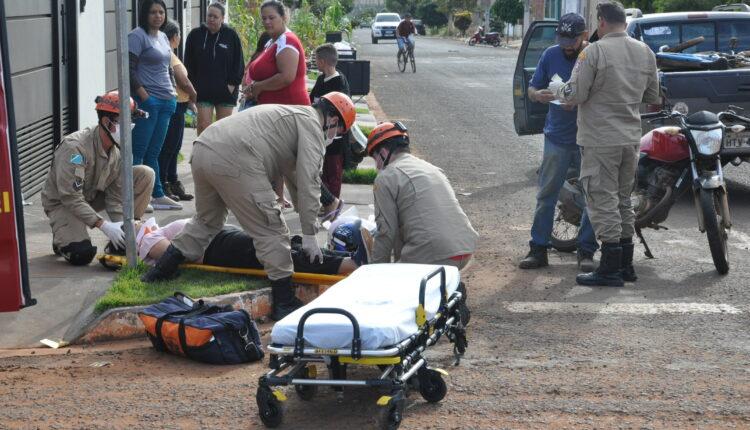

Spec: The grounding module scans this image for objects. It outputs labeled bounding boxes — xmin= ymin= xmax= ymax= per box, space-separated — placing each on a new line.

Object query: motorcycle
xmin=468 ymin=27 xmax=502 ymax=47
xmin=551 ymin=107 xmax=750 ymax=274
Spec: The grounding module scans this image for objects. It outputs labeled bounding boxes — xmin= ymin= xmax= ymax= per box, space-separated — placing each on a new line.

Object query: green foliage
xmin=622 ymin=0 xmax=657 ymax=13
xmin=96 ymin=263 xmax=267 ymax=312
xmin=359 ymin=124 xmax=374 ymax=137
xmin=491 ymin=0 xmax=522 ymax=25
xmin=385 ymin=0 xmax=417 ymax=15
xmin=438 ymin=0 xmax=478 ymax=14
xmin=229 ymin=0 xmax=264 ymax=61
xmin=653 ymin=0 xmax=730 ymax=12
xmin=342 ymin=168 xmax=378 ymax=184
xmin=417 ymin=1 xmax=448 ymax=27
xmin=453 ymin=10 xmax=473 ymax=35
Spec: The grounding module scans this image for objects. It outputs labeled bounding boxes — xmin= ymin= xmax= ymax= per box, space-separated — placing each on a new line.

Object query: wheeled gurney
xmin=256 ymin=264 xmax=470 ymax=429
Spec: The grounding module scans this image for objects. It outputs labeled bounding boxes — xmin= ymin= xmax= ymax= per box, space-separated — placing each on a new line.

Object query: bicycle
xmin=397 ymin=40 xmax=416 ymax=73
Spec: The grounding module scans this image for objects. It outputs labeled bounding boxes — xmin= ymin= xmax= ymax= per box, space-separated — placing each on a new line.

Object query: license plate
xmin=384 ymin=31 xmax=393 ymax=36
xmin=724 ymin=131 xmax=750 ymax=148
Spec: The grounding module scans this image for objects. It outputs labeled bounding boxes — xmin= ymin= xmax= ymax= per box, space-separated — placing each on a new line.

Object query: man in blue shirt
xmin=519 ymin=13 xmax=598 ymax=271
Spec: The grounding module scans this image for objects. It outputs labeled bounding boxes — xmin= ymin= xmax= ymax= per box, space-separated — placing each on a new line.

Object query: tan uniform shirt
xmin=372 ymin=153 xmax=479 ymax=264
xmin=194 ymin=104 xmax=325 ymax=235
xmin=41 ymin=126 xmax=123 ymax=227
xmin=557 ymin=32 xmax=660 ymax=147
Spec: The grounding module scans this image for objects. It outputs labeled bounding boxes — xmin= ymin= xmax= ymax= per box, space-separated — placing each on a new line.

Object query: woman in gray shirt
xmin=128 ymin=0 xmax=180 ymax=210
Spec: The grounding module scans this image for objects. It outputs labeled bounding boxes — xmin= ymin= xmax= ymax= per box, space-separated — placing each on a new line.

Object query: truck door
xmin=513 ymin=21 xmax=558 ymax=136
xmin=0 ymin=1 xmax=34 ymax=312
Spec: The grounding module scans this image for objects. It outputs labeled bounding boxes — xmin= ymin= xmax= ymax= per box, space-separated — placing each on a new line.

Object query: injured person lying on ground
xmin=133 ymin=218 xmax=366 ymax=275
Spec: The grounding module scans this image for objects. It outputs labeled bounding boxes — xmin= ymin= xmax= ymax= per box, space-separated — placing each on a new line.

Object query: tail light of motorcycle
xmin=640 ymin=127 xmax=690 ymax=163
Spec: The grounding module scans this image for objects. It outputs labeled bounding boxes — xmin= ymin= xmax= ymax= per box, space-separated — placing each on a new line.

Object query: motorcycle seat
xmin=485 ymin=32 xmax=500 ymax=37
xmin=686 ymin=111 xmax=720 ymax=126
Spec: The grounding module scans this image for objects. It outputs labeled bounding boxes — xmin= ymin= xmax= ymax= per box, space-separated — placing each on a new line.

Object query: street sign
xmin=0 ymin=1 xmax=34 ymax=312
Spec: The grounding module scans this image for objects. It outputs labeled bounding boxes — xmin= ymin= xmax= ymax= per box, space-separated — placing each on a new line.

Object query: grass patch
xmin=355 ymin=107 xmax=369 ymax=114
xmin=95 ymin=263 xmax=268 ymax=313
xmin=177 ymin=152 xmax=185 ymax=163
xmin=307 ymin=70 xmax=320 ymax=80
xmin=342 ymin=167 xmax=377 ymax=185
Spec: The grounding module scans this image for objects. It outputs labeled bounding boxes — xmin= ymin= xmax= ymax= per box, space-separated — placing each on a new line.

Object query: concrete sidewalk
xmin=0 ymin=112 xmax=377 ymax=349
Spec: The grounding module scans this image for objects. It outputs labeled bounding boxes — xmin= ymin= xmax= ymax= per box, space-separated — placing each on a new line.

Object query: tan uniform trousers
xmin=580 ymin=145 xmax=639 ymax=244
xmin=172 ymin=144 xmax=293 ymax=280
xmin=49 ymin=165 xmax=154 ymax=247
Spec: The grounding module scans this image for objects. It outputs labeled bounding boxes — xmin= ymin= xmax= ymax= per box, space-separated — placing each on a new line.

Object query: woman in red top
xmin=246 ymin=0 xmax=309 ymax=106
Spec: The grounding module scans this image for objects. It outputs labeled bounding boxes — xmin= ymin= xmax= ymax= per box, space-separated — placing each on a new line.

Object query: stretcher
xmin=256 ymin=264 xmax=470 ymax=429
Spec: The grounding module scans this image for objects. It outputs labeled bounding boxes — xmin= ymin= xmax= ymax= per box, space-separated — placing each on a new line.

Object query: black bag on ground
xmin=139 ymin=292 xmax=264 ymax=364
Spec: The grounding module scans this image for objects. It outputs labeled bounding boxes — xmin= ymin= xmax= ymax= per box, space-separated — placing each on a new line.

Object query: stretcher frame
xmin=255 ymin=266 xmax=470 ymax=429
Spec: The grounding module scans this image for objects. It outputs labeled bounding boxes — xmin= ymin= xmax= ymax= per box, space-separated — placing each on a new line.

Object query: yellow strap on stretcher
xmin=415 ymin=303 xmax=427 ymax=326
xmin=97 ymin=254 xmax=345 ymax=285
xmin=339 ymin=356 xmax=401 ymax=365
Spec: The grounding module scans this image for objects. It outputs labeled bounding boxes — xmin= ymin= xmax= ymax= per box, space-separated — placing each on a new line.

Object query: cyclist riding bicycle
xmin=396 ymin=13 xmax=416 ymax=55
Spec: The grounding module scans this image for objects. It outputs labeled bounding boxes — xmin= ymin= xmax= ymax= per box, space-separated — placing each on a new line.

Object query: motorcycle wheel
xmin=551 ymin=202 xmax=579 ymax=253
xmin=699 ymin=188 xmax=729 ymax=275
xmin=468 ymin=39 xmax=476 ymax=46
xmin=397 ymin=50 xmax=406 ymax=73
xmin=492 ymin=39 xmax=501 ymax=47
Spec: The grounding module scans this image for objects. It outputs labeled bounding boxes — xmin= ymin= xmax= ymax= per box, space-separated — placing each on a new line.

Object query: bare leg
xmin=196 ymin=105 xmax=214 ymax=136
xmin=215 ymin=105 xmax=234 ymax=121
xmin=338 ymin=258 xmax=358 ymax=274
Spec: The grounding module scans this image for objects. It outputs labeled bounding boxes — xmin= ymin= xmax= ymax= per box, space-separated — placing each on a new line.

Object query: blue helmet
xmin=331 ymin=219 xmax=363 ymax=253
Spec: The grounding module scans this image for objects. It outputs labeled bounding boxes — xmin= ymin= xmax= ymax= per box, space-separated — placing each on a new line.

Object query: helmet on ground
xmin=366 ymin=121 xmax=409 ymax=156
xmin=321 ymin=92 xmax=356 ymax=133
xmin=331 ymin=219 xmax=363 ymax=253
xmin=95 ymin=91 xmax=135 ymax=115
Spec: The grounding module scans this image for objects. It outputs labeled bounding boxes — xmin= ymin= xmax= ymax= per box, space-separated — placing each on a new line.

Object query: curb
xmin=73 ymin=283 xmax=331 ymax=345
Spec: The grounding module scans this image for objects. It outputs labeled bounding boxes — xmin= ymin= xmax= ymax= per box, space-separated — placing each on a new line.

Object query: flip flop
xmin=319 ymin=199 xmax=345 ymax=223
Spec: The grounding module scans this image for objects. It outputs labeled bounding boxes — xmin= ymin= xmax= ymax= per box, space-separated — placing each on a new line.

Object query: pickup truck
xmin=514 ymin=12 xmax=750 ymax=147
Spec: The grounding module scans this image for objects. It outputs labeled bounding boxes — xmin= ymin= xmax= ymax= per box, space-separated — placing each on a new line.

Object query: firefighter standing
xmin=549 ymin=1 xmax=660 ymax=286
xmin=41 ymin=92 xmax=155 ymax=266
xmin=366 ymin=122 xmax=479 ymax=269
xmin=141 ymin=92 xmax=356 ymax=321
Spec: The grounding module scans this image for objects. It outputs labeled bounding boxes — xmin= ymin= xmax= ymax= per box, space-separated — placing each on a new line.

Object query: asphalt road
xmin=358 ymin=29 xmax=750 ymax=427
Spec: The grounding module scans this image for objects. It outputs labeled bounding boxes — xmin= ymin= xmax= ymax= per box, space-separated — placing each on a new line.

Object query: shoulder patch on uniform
xmin=73 ymin=179 xmax=84 ymax=191
xmin=70 ymin=153 xmax=84 ymax=165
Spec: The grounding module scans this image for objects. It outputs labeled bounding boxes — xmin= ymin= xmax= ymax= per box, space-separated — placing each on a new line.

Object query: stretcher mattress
xmin=270 ymin=264 xmax=460 ymax=350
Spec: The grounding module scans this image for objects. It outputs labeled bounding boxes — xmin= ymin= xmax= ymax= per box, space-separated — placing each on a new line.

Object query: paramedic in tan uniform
xmin=41 ymin=92 xmax=155 ymax=266
xmin=549 ymin=1 xmax=660 ymax=287
xmin=365 ymin=122 xmax=479 ymax=270
xmin=142 ymin=92 xmax=356 ymax=321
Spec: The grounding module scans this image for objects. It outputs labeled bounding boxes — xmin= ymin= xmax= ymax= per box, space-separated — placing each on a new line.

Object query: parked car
xmin=371 ymin=12 xmax=400 ymax=44
xmin=513 ymin=14 xmax=750 ymax=139
xmin=625 ymin=8 xmax=643 ymax=23
xmin=413 ymin=19 xmax=426 ymax=36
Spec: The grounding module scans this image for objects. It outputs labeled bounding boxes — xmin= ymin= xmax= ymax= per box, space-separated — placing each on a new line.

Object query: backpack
xmin=138 ymin=293 xmax=264 ymax=365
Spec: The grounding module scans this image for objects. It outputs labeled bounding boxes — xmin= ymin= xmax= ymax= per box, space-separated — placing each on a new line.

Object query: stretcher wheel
xmin=256 ymin=387 xmax=283 ymax=428
xmin=418 ymin=368 xmax=447 ymax=403
xmin=379 ymin=397 xmax=405 ymax=430
xmin=294 ymin=366 xmax=318 ymax=401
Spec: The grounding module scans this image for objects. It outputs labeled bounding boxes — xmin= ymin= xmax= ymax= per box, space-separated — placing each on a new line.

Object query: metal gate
xmin=4 ymin=0 xmax=77 ymax=196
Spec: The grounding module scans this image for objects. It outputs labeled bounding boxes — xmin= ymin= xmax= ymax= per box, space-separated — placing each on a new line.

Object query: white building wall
xmin=76 ymin=0 xmax=106 ymax=128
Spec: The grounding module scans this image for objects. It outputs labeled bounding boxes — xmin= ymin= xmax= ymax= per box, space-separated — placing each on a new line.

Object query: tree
xmin=417 ymin=0 xmax=448 ymax=27
xmin=622 ymin=0 xmax=657 ymax=13
xmin=385 ymin=0 xmax=417 ymax=16
xmin=491 ymin=0 xmax=522 ymax=25
xmin=653 ymin=0 xmax=728 ymax=12
xmin=453 ymin=10 xmax=472 ymax=35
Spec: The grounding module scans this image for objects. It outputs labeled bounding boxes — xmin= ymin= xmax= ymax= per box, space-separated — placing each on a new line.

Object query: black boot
xmin=270 ymin=276 xmax=303 ymax=321
xmin=620 ymin=237 xmax=637 ymax=282
xmin=577 ymin=249 xmax=596 ymax=272
xmin=141 ymin=244 xmax=185 ymax=282
xmin=576 ymin=243 xmax=624 ymax=287
xmin=172 ymin=180 xmax=194 ymax=201
xmin=162 ymin=182 xmax=180 ymax=202
xmin=519 ymin=243 xmax=548 ymax=269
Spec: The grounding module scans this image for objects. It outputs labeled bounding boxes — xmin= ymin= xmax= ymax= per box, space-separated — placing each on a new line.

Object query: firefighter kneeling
xmin=366 ymin=122 xmax=479 ymax=269
xmin=41 ymin=92 xmax=155 ymax=266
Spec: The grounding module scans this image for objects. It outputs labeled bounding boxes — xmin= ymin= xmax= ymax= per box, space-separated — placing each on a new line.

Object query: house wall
xmin=76 ymin=0 xmax=106 ymax=127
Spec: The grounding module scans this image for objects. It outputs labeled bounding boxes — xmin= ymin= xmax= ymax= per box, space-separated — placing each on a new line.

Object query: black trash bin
xmin=326 ymin=31 xmax=343 ymax=43
xmin=336 ymin=60 xmax=370 ymax=97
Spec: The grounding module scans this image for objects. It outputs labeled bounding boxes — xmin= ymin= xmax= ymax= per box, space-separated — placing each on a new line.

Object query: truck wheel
xmin=372 ymin=36 xmax=378 ymax=44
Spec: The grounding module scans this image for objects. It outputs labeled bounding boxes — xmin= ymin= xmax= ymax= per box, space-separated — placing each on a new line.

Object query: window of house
xmin=544 ymin=0 xmax=562 ymax=19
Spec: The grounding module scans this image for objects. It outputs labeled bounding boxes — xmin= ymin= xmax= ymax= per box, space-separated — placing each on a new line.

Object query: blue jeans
xmin=132 ymin=96 xmax=177 ymax=198
xmin=397 ymin=35 xmax=414 ymax=52
xmin=159 ymin=102 xmax=188 ymax=184
xmin=530 ymin=138 xmax=598 ymax=254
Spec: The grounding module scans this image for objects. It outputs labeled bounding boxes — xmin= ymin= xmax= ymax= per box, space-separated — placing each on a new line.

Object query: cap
xmin=556 ymin=13 xmax=586 ymax=47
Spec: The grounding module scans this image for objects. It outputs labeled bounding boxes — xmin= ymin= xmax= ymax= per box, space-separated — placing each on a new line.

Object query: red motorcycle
xmin=468 ymin=27 xmax=502 ymax=47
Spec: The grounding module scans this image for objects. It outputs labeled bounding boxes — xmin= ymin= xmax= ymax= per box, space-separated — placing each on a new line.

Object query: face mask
xmin=110 ymin=122 xmax=121 ymax=145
